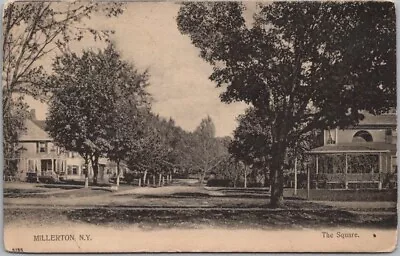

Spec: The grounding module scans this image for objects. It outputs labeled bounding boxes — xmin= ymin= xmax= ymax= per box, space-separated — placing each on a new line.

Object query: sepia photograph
xmin=2 ymin=0 xmax=397 ymax=253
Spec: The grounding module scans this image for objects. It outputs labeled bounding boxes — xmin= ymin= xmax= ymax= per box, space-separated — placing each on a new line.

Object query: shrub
xmin=123 ymin=172 xmax=139 ymax=184
xmin=207 ymin=179 xmax=232 ymax=187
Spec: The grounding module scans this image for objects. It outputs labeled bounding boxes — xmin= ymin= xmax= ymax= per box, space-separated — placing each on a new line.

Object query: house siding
xmin=15 ymin=118 xmax=125 ymax=183
xmin=325 ymin=128 xmax=395 ymax=145
xmin=311 ymin=113 xmax=397 ymax=189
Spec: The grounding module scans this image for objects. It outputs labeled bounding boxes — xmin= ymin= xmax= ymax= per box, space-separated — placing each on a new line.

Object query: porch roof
xmin=357 ymin=112 xmax=397 ymax=126
xmin=309 ymin=142 xmax=396 ymax=154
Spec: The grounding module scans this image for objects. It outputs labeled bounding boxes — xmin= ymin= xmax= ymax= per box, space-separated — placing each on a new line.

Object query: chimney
xmin=30 ymin=109 xmax=36 ymax=120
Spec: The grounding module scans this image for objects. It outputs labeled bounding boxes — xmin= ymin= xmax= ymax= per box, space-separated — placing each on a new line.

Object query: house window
xmin=68 ymin=152 xmax=78 ymax=158
xmin=67 ymin=165 xmax=72 ymax=175
xmin=326 ymin=130 xmax=336 ymax=145
xmin=41 ymin=159 xmax=52 ymax=172
xmin=352 ymin=131 xmax=373 ymax=143
xmin=37 ymin=142 xmax=47 ymax=153
xmin=67 ymin=165 xmax=79 ymax=175
xmin=72 ymin=165 xmax=79 ymax=175
xmin=27 ymin=159 xmax=35 ymax=172
xmin=82 ymin=166 xmax=88 ymax=176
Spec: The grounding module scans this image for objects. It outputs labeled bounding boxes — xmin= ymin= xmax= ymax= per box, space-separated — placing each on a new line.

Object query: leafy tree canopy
xmin=177 ymin=2 xmax=396 ymax=206
xmin=46 ymin=44 xmax=149 ymax=183
xmin=3 ymin=1 xmax=123 ymax=175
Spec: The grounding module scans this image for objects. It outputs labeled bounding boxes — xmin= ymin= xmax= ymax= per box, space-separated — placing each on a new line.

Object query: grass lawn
xmin=4 ymin=185 xmax=111 ymax=198
xmin=3 ymin=181 xmax=134 ymax=199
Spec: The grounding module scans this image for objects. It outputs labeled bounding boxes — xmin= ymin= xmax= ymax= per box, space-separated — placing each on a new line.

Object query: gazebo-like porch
xmin=308 ymin=143 xmax=396 ymax=190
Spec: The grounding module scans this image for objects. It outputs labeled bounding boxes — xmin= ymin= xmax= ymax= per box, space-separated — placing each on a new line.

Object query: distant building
xmin=15 ymin=110 xmax=125 ymax=182
xmin=17 ymin=118 xmax=67 ymax=181
xmin=309 ymin=111 xmax=397 ymax=189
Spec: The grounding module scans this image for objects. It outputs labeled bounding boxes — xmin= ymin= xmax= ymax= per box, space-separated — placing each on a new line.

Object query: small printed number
xmin=12 ymin=248 xmax=24 ymax=252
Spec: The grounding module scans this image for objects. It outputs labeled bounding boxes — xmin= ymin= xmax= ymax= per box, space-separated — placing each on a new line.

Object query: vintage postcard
xmin=2 ymin=0 xmax=397 ymax=253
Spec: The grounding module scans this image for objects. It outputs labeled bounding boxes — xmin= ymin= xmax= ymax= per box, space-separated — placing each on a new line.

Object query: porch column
xmin=345 ymin=154 xmax=348 ymax=190
xmin=55 ymin=159 xmax=59 ymax=181
xmin=386 ymin=154 xmax=389 ymax=173
xmin=390 ymin=156 xmax=394 ymax=173
xmin=316 ymin=155 xmax=319 ymax=174
xmin=378 ymin=153 xmax=382 ymax=190
xmin=335 ymin=128 xmax=339 ymax=144
xmin=35 ymin=159 xmax=39 ymax=182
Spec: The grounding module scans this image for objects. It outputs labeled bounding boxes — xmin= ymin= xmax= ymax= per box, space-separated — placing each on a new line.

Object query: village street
xmin=4 ymin=182 xmax=397 ymax=230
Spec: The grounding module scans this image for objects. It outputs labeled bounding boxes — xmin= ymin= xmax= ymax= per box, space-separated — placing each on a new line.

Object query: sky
xmin=25 ymin=2 xmax=258 ymax=137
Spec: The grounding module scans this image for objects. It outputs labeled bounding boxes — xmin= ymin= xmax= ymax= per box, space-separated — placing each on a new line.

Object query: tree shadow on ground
xmin=63 ymin=208 xmax=397 ymax=230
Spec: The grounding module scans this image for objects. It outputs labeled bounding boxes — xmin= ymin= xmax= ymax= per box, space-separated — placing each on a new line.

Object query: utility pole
xmin=244 ymin=165 xmax=247 ymax=188
xmin=294 ymin=157 xmax=298 ymax=196
xmin=307 ymin=165 xmax=310 ymax=199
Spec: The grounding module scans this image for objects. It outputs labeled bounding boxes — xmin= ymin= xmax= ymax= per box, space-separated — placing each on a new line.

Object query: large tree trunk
xmin=244 ymin=166 xmax=247 ymax=188
xmin=92 ymin=164 xmax=98 ymax=185
xmin=90 ymin=154 xmax=100 ymax=185
xmin=84 ymin=157 xmax=89 ymax=188
xmin=116 ymin=161 xmax=120 ymax=188
xmin=269 ymin=152 xmax=285 ymax=208
xmin=200 ymin=166 xmax=207 ymax=186
xmin=263 ymin=170 xmax=268 ymax=188
xmin=143 ymin=170 xmax=147 ymax=186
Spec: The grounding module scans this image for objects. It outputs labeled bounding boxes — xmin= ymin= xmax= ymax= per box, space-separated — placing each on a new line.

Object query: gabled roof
xmin=31 ymin=119 xmax=46 ymax=131
xmin=19 ymin=119 xmax=52 ymax=142
xmin=356 ymin=112 xmax=397 ymax=127
xmin=310 ymin=142 xmax=396 ymax=154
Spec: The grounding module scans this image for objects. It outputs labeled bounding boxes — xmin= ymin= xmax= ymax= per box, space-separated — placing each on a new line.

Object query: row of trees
xmin=45 ymin=44 xmax=231 ymax=188
xmin=135 ymin=114 xmax=231 ymax=186
xmin=3 ymin=1 xmax=123 ymax=177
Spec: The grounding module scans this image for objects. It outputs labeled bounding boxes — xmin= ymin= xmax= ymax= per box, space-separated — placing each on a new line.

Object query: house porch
xmin=308 ymin=143 xmax=397 ymax=190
